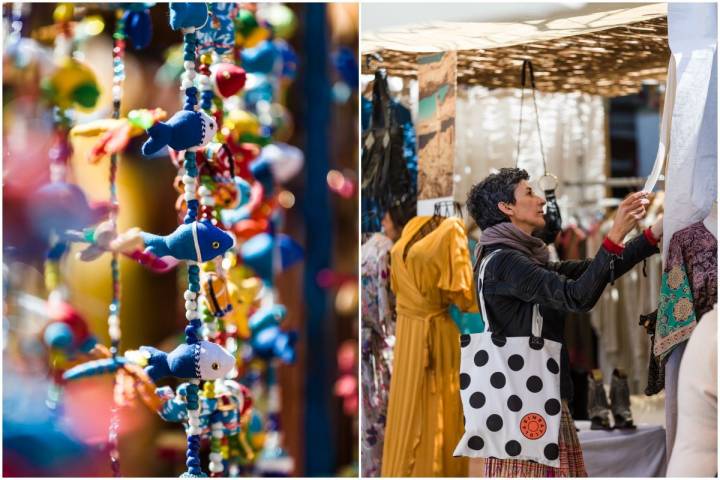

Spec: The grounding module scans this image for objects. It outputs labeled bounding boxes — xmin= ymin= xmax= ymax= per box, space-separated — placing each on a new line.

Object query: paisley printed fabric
xmin=654 ymin=221 xmax=717 ymax=363
xmin=360 ymin=233 xmax=395 ymax=477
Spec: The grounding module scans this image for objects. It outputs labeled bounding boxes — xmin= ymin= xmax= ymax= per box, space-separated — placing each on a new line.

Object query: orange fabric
xmin=381 ymin=217 xmax=474 ymax=477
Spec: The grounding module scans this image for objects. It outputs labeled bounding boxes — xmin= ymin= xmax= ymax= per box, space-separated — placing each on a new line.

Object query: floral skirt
xmin=480 ymin=401 xmax=587 ymax=477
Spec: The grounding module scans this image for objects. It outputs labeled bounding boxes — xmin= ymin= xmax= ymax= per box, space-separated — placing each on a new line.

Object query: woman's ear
xmin=498 ymin=201 xmax=513 ymax=217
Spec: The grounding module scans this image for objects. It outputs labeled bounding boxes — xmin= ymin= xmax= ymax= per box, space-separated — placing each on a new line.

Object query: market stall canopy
xmin=361 ymin=3 xmax=669 ymax=96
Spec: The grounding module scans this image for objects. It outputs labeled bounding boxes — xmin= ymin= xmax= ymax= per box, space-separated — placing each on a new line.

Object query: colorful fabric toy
xmin=169 ymin=2 xmax=208 ymax=31
xmin=123 ymin=6 xmax=153 ymax=49
xmin=210 ymin=63 xmax=247 ymax=99
xmin=240 ymin=40 xmax=279 ymax=75
xmin=248 ymin=305 xmax=297 ymax=363
xmin=142 ymin=109 xmax=218 ymax=156
xmin=142 ymin=341 xmax=236 ymax=382
xmin=201 ymin=272 xmax=233 ymax=318
xmin=140 ymin=219 xmax=234 ymax=262
xmin=63 ymin=340 xmax=235 ymax=382
xmin=41 ymin=57 xmax=101 ymax=110
xmin=70 ymin=108 xmax=167 ymax=163
xmin=197 ymin=3 xmax=235 ymax=54
xmin=43 ymin=301 xmax=97 ymax=354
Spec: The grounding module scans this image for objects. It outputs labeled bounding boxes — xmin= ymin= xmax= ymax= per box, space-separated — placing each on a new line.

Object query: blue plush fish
xmin=62 ymin=340 xmax=235 ymax=382
xmin=140 ymin=220 xmax=234 ymax=262
xmin=142 ymin=110 xmax=217 ymax=156
xmin=169 ymin=2 xmax=208 ymax=31
xmin=248 ymin=305 xmax=286 ymax=332
xmin=141 ymin=341 xmax=235 ymax=382
xmin=240 ymin=40 xmax=280 ymax=74
xmin=251 ymin=325 xmax=297 ymax=364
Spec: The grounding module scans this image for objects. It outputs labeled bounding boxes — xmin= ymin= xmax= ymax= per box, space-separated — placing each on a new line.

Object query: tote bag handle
xmin=477 ymin=249 xmax=543 ymax=338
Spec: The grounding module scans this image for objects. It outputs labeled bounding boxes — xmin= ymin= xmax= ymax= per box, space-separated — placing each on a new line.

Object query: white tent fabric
xmin=362 ymin=3 xmax=666 ymax=54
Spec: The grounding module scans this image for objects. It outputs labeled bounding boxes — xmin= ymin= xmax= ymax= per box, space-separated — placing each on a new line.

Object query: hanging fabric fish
xmin=168 ymin=2 xmax=208 ymax=31
xmin=63 ymin=340 xmax=235 ymax=382
xmin=140 ymin=219 xmax=234 ymax=262
xmin=141 ymin=109 xmax=218 ymax=156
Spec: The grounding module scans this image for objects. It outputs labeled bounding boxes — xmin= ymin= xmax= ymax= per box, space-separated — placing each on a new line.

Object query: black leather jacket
xmin=475 ymin=232 xmax=659 ymax=400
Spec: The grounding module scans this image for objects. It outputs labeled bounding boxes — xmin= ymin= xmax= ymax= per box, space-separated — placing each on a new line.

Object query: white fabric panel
xmin=454 ymin=87 xmax=606 ymax=213
xmin=576 ymin=420 xmax=667 ymax=477
xmin=663 ymin=3 xmax=718 ymax=258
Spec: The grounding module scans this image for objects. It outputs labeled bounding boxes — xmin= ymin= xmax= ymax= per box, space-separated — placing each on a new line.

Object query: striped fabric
xmin=481 ymin=401 xmax=587 ymax=477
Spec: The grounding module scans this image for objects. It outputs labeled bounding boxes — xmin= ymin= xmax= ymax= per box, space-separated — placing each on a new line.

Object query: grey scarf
xmin=477 ymin=222 xmax=550 ymax=265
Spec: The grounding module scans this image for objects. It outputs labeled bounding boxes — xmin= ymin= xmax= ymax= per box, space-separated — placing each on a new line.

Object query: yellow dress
xmin=381 ymin=217 xmax=475 ymax=477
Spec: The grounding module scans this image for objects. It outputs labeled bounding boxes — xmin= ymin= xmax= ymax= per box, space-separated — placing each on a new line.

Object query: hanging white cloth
xmin=454 ymin=87 xmax=606 ymax=210
xmin=661 ymin=3 xmax=718 ymax=258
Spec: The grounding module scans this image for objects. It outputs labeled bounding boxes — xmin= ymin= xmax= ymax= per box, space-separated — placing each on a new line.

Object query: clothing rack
xmin=562 ymin=176 xmax=665 ymax=188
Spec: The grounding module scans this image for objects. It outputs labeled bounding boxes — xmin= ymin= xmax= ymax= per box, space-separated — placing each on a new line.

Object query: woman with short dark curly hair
xmin=462 ymin=168 xmax=663 ymax=477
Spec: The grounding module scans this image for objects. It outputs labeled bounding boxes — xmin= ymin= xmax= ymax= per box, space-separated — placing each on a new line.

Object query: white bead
xmin=185 ymin=310 xmax=199 ymax=320
xmin=185 ymin=301 xmax=197 ymax=310
xmin=181 ymin=79 xmax=194 ymax=90
xmin=184 ymin=61 xmax=195 ymax=70
xmin=181 ymin=27 xmax=196 ymax=34
xmin=182 ymin=175 xmax=195 ymax=185
xmin=197 ymin=186 xmax=211 ymax=197
xmin=186 ymin=70 xmax=197 ymax=80
xmin=188 ymin=426 xmax=202 ymax=436
xmin=184 ymin=192 xmax=196 ymax=202
xmin=184 ymin=290 xmax=197 ymax=301
xmin=112 ymin=85 xmax=122 ymax=98
xmin=108 ymin=314 xmax=120 ymax=327
xmin=209 ymin=452 xmax=223 ymax=462
xmin=211 ymin=430 xmax=223 ymax=439
xmin=109 ymin=325 xmax=121 ymax=340
xmin=188 ymin=417 xmax=201 ymax=427
xmin=209 ymin=462 xmax=224 ymax=473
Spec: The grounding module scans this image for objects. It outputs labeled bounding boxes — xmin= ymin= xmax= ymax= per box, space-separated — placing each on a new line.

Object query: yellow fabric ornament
xmin=43 ymin=57 xmax=101 ymax=111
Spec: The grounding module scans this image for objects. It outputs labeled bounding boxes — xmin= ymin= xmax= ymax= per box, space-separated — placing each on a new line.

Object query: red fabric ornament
xmin=211 ymin=63 xmax=247 ymax=99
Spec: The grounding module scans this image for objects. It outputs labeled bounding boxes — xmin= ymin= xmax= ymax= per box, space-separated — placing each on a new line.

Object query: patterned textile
xmin=481 ymin=401 xmax=588 ymax=477
xmin=360 ymin=233 xmax=395 ymax=477
xmin=654 ymin=221 xmax=717 ymax=363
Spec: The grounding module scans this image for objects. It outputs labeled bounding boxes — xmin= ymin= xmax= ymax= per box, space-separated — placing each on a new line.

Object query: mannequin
xmin=703 ymin=200 xmax=717 ymax=238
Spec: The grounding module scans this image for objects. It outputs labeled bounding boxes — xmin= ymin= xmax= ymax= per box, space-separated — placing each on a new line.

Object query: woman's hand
xmin=608 ymin=191 xmax=650 ymax=244
xmin=651 ymin=214 xmax=663 ymax=242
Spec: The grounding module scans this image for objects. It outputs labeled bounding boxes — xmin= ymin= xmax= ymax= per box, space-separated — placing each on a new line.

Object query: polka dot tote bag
xmin=453 ymin=249 xmax=563 ymax=467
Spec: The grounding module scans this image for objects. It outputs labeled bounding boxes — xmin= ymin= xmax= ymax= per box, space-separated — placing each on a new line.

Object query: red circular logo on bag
xmin=520 ymin=413 xmax=547 ymax=439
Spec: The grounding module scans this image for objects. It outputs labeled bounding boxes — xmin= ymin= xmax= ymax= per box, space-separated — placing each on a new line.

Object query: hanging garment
xmin=661 ymin=4 xmax=717 ymax=258
xmin=588 ymin=225 xmax=661 ymax=395
xmin=381 ymin=217 xmax=474 ymax=477
xmin=360 ymin=233 xmax=396 ymax=477
xmin=654 ymin=221 xmax=717 ymax=363
xmin=361 ymin=95 xmax=418 ymax=233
